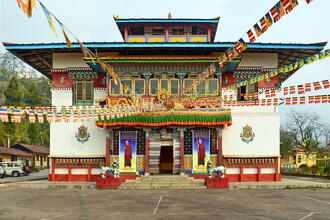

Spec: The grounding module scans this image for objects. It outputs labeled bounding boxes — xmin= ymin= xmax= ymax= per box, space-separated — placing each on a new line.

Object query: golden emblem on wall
xmin=157 ymin=88 xmax=170 ymax=103
xmin=75 ymin=125 xmax=90 ymax=144
xmin=240 ymin=125 xmax=255 ymax=143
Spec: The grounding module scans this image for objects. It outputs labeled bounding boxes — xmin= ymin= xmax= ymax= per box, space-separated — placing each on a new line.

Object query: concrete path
xmin=0 ymin=169 xmax=49 ymax=184
xmin=0 ymin=188 xmax=329 ymax=219
xmin=230 ymin=176 xmax=330 ymax=189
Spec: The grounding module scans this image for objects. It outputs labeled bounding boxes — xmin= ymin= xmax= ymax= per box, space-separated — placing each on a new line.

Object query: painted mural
xmin=119 ymin=131 xmax=137 ymax=173
xmin=192 ymin=130 xmax=210 ymax=173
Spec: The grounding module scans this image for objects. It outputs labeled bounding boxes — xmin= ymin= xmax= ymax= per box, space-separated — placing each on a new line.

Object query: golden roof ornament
xmin=168 ymin=12 xmax=172 ymax=19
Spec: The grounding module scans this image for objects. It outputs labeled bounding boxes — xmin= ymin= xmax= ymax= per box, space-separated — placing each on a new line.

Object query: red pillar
xmin=240 ymin=167 xmax=243 ymax=182
xmin=87 ymin=167 xmax=91 ymax=182
xmin=207 ymin=26 xmax=211 ymax=42
xmin=180 ymin=129 xmax=185 ymax=174
xmin=257 ymin=167 xmax=261 ymax=182
xmin=51 ymin=157 xmax=55 ymax=181
xmin=106 ymin=135 xmax=111 ymax=167
xmin=68 ymin=167 xmax=72 ymax=181
xmin=275 ymin=157 xmax=281 ymax=181
xmin=145 ymin=130 xmax=150 ymax=175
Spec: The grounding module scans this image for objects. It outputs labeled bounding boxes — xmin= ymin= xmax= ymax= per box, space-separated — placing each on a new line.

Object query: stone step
xmin=119 ymin=185 xmax=206 ymax=190
xmin=119 ymin=175 xmax=207 ymax=189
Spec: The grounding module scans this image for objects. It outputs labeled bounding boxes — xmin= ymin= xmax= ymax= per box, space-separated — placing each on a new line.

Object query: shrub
xmin=324 ymin=166 xmax=330 ymax=176
xmin=298 ymin=164 xmax=309 ymax=172
xmin=310 ymin=165 xmax=320 ymax=175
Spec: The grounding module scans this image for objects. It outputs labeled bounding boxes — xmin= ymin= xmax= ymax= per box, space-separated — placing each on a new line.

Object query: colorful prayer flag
xmin=305 ymin=83 xmax=311 ymax=92
xmin=253 ymin=23 xmax=263 ymax=37
xmin=297 ymin=85 xmax=304 ymax=94
xmin=281 ymin=0 xmax=293 ymax=14
xmin=306 ymin=0 xmax=313 ymax=4
xmin=322 ymin=80 xmax=330 ymax=88
xmin=289 ymin=86 xmax=296 ymax=94
xmin=283 ymin=87 xmax=289 ymax=95
xmin=308 ymin=96 xmax=314 ymax=104
xmin=260 ymin=17 xmax=268 ymax=32
xmin=313 ymin=81 xmax=322 ymax=90
xmin=265 ymin=12 xmax=273 ymax=27
xmin=270 ymin=5 xmax=280 ymax=22
xmin=247 ymin=30 xmax=256 ymax=43
xmin=40 ymin=2 xmax=57 ymax=34
xmin=300 ymin=97 xmax=306 ymax=105
xmin=275 ymin=1 xmax=286 ymax=18
xmin=292 ymin=97 xmax=298 ymax=105
xmin=285 ymin=97 xmax=291 ymax=105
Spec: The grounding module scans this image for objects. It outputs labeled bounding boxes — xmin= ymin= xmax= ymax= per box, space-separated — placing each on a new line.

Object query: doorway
xmin=159 ymin=146 xmax=173 ymax=174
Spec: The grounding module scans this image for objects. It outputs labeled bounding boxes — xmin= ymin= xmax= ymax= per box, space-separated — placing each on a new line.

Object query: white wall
xmin=239 ymin=53 xmax=278 ymax=68
xmin=50 ymin=88 xmax=107 ymax=157
xmin=50 ymin=120 xmax=106 ymax=156
xmin=52 ymin=53 xmax=111 ymax=69
xmin=222 ymin=107 xmax=280 ymax=157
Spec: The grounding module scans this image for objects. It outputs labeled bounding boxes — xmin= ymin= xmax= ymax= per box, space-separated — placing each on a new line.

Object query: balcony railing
xmin=127 ymin=35 xmax=208 ymax=43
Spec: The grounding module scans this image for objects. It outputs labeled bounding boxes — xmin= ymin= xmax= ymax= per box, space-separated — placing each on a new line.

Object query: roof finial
xmin=168 ymin=12 xmax=172 ymax=19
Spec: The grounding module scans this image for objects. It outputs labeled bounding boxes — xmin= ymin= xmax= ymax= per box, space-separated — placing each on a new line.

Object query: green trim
xmin=97 ymin=113 xmax=232 ymax=125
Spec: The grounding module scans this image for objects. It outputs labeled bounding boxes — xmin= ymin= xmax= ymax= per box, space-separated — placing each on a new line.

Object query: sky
xmin=0 ymin=0 xmax=329 ymax=124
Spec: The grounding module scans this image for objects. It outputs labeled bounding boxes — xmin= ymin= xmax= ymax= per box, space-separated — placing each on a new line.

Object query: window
xmin=172 ymin=27 xmax=184 ymax=35
xmin=36 ymin=155 xmax=39 ymax=161
xmin=170 ymin=79 xmax=179 ymax=94
xmin=197 ymin=80 xmax=206 ymax=94
xmin=130 ymin=26 xmax=144 ymax=35
xmin=11 ymin=156 xmax=17 ymax=161
xmin=298 ymin=155 xmax=302 ymax=163
xmin=150 ymin=79 xmax=159 ymax=95
xmin=75 ymin=81 xmax=94 ymax=105
xmin=208 ymin=79 xmax=219 ymax=95
xmin=0 ymin=158 xmax=2 ymax=162
xmin=183 ymin=79 xmax=194 ymax=94
xmin=160 ymin=79 xmax=169 ymax=91
xmin=122 ymin=79 xmax=132 ymax=95
xmin=192 ymin=26 xmax=207 ymax=35
xmin=153 ymin=27 xmax=165 ymax=35
xmin=134 ymin=79 xmax=145 ymax=95
xmin=110 ymin=79 xmax=120 ymax=95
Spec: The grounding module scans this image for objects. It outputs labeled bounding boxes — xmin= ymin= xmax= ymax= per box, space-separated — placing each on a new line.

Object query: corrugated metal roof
xmin=0 ymin=147 xmax=32 ymax=157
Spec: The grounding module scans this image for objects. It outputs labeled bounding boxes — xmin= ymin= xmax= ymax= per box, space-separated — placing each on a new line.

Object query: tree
xmin=24 ymin=82 xmax=41 ymax=107
xmin=280 ymin=128 xmax=294 ymax=157
xmin=4 ymin=76 xmax=23 ymax=106
xmin=285 ymin=110 xmax=328 ymax=157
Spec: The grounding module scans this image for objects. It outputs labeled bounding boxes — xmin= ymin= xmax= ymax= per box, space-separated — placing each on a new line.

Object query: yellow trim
xmin=190 ymin=37 xmax=207 ymax=42
xmin=223 ymin=155 xmax=280 ymax=158
xmin=149 ymin=37 xmax=165 ymax=42
xmin=128 ymin=38 xmax=145 ymax=43
xmin=169 ymin=37 xmax=186 ymax=42
xmin=48 ymin=155 xmax=105 ymax=158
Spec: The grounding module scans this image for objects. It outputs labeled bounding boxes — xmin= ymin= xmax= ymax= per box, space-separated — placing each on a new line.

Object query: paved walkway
xmin=0 ymin=169 xmax=49 ymax=184
xmin=0 ymin=188 xmax=329 ymax=219
xmin=0 ymin=175 xmax=329 ymax=190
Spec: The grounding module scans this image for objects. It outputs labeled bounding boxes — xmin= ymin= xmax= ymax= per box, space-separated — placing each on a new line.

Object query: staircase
xmin=119 ymin=175 xmax=207 ymax=189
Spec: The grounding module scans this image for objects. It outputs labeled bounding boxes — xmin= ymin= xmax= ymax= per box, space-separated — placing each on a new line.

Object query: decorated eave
xmin=113 ymin=17 xmax=220 ymax=42
xmin=3 ymin=41 xmax=326 ymax=78
xmin=96 ymin=109 xmax=232 ymax=127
